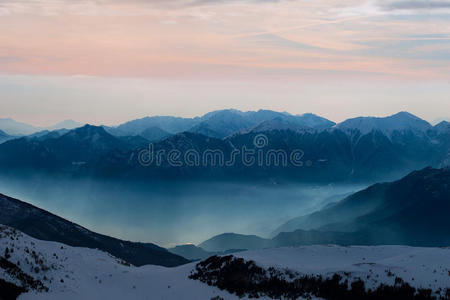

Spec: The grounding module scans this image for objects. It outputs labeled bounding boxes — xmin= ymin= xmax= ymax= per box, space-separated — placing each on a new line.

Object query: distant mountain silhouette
xmin=0 ymin=193 xmax=188 ymax=267
xmin=107 ymin=109 xmax=335 ymax=139
xmin=199 ymin=233 xmax=271 ymax=252
xmin=297 ymin=113 xmax=336 ymax=128
xmin=277 ymin=167 xmax=450 ymax=246
xmin=114 ymin=115 xmax=200 ymax=136
xmin=169 ymin=244 xmax=212 ymax=260
xmin=335 ymin=111 xmax=432 ymax=135
xmin=272 ymin=182 xmax=389 ymax=235
xmin=1 ymin=112 xmax=449 ymax=182
xmin=276 ymin=167 xmax=450 ymax=236
xmin=332 ymin=167 xmax=450 ymax=245
xmin=45 ymin=119 xmax=81 ymax=131
xmin=201 ymin=167 xmax=450 ymax=251
xmin=169 ymin=244 xmax=246 ymax=260
xmin=0 ymin=118 xmax=82 ymax=136
xmin=0 ymin=118 xmax=40 ymax=135
xmin=189 ymin=110 xmax=335 ymax=138
xmin=273 ymin=168 xmax=450 ymax=247
xmin=189 ymin=110 xmax=254 ymax=138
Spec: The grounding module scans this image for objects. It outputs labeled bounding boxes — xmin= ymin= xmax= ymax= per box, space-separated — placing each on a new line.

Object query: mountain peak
xmin=0 ymin=118 xmax=41 ymax=135
xmin=297 ymin=113 xmax=336 ymax=128
xmin=71 ymin=124 xmax=108 ymax=135
xmin=47 ymin=119 xmax=81 ymax=131
xmin=390 ymin=111 xmax=422 ymax=120
xmin=60 ymin=125 xmax=121 ymax=146
xmin=434 ymin=120 xmax=450 ymax=133
xmin=336 ymin=111 xmax=431 ymax=135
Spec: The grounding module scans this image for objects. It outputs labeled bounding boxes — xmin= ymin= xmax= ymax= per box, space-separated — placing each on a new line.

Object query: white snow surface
xmin=0 ymin=225 xmax=251 ymax=300
xmin=236 ymin=245 xmax=450 ymax=292
xmin=1 ymin=225 xmax=449 ymax=300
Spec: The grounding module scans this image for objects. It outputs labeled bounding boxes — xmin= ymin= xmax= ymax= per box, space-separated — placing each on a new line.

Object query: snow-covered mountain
xmin=199 ymin=233 xmax=270 ymax=252
xmin=295 ymin=113 xmax=336 ymax=129
xmin=0 ymin=225 xmax=232 ymax=300
xmin=45 ymin=120 xmax=81 ymax=131
xmin=195 ymin=246 xmax=450 ymax=299
xmin=0 ymin=111 xmax=449 ymax=182
xmin=1 ymin=225 xmax=449 ymax=300
xmin=1 ymin=119 xmax=449 ymax=182
xmin=113 ymin=116 xmax=200 ymax=136
xmin=189 ymin=110 xmax=255 ymax=138
xmin=189 ymin=110 xmax=335 ymax=138
xmin=335 ymin=112 xmax=432 ymax=135
xmin=110 ymin=109 xmax=335 ymax=139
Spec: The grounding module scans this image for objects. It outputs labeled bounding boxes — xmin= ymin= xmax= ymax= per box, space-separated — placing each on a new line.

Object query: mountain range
xmin=197 ymin=167 xmax=450 ymax=251
xmin=335 ymin=111 xmax=432 ymax=135
xmin=0 ymin=118 xmax=81 ymax=136
xmin=0 ymin=125 xmax=137 ymax=173
xmin=103 ymin=109 xmax=335 ymax=139
xmin=0 ymin=110 xmax=449 ymax=181
xmin=1 ymin=110 xmax=447 ymax=138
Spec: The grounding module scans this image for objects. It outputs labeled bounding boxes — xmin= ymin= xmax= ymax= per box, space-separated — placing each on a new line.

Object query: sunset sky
xmin=1 ymin=0 xmax=449 ymax=125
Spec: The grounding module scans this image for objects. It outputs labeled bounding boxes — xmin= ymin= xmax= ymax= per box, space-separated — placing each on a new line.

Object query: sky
xmin=0 ymin=0 xmax=449 ymax=126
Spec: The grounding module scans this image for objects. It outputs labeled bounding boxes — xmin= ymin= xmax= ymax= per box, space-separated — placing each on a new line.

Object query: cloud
xmin=239 ymin=33 xmax=321 ymax=51
xmin=381 ymin=0 xmax=450 ymax=11
xmin=116 ymin=0 xmax=280 ymax=9
xmin=0 ymin=0 xmax=281 ymax=15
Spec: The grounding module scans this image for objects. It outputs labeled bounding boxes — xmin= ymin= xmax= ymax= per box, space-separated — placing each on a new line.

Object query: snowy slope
xmin=1 ymin=225 xmax=449 ymax=300
xmin=235 ymin=245 xmax=450 ymax=293
xmin=335 ymin=111 xmax=432 ymax=135
xmin=0 ymin=225 xmax=250 ymax=300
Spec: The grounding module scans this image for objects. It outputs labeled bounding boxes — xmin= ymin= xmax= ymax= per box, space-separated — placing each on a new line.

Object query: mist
xmin=0 ymin=174 xmax=368 ymax=247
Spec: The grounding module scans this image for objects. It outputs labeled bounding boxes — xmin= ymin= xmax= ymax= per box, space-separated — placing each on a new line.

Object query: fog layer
xmin=0 ymin=174 xmax=367 ymax=247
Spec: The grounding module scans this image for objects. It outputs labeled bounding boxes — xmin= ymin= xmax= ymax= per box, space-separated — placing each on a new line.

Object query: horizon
xmin=1 ymin=108 xmax=449 ymax=128
xmin=1 ymin=77 xmax=449 ymax=126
